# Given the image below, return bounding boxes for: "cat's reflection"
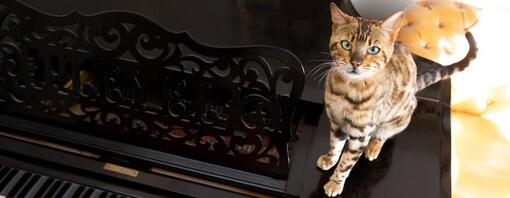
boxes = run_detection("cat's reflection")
[313,139,396,198]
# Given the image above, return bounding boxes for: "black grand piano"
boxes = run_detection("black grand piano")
[0,0,451,197]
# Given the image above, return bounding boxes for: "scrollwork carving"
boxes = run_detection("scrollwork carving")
[0,0,304,178]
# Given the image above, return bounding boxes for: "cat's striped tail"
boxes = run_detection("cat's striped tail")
[416,32,478,91]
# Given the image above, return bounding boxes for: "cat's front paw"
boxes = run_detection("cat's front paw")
[317,154,338,170]
[324,180,344,197]
[364,146,381,161]
[365,139,384,161]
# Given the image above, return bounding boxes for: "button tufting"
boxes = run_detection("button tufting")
[399,0,479,64]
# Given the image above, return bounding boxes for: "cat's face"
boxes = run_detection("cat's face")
[329,3,404,81]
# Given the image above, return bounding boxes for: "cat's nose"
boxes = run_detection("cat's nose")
[350,59,362,67]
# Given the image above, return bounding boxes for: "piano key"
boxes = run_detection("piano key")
[16,174,41,198]
[82,187,95,198]
[7,172,31,197]
[0,167,11,185]
[0,169,22,194]
[33,178,55,197]
[43,180,62,198]
[72,186,86,198]
[98,191,109,198]
[0,168,17,189]
[54,182,71,198]
[24,175,48,198]
[0,165,132,198]
[61,183,79,198]
[90,189,103,198]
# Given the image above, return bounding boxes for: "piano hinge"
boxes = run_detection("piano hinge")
[103,163,139,177]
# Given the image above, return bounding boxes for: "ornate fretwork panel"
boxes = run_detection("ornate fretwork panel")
[0,0,305,177]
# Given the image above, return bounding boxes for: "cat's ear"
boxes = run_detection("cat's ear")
[381,11,405,41]
[330,2,351,25]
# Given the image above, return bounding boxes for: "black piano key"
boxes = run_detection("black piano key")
[0,165,131,198]
[107,194,118,198]
[24,176,48,198]
[0,166,7,179]
[33,178,54,197]
[16,174,41,198]
[82,188,94,198]
[0,167,11,186]
[54,182,71,198]
[72,186,86,198]
[7,172,31,197]
[61,184,79,198]
[43,180,62,198]
[0,169,19,191]
[90,190,103,198]
[98,191,109,198]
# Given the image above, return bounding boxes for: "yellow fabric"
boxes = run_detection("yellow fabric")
[452,111,510,198]
[398,0,480,65]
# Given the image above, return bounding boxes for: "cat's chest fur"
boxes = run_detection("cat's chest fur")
[324,44,418,136]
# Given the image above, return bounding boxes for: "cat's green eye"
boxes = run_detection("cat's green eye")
[340,40,352,50]
[367,46,380,55]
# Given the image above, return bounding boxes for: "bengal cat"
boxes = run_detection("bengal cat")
[317,3,477,197]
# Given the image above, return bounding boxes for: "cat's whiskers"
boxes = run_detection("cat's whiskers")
[318,70,331,86]
[308,52,332,62]
[325,68,339,85]
[308,63,331,78]
[315,66,339,87]
[320,52,332,57]
[315,69,331,81]
[334,62,352,72]
[308,61,334,79]
[309,59,334,62]
[363,67,377,72]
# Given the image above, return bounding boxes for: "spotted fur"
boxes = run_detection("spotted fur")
[416,32,477,90]
[318,3,477,197]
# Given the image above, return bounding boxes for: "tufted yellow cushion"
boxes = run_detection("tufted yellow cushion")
[397,0,480,65]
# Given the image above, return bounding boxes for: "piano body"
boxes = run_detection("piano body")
[0,0,452,197]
